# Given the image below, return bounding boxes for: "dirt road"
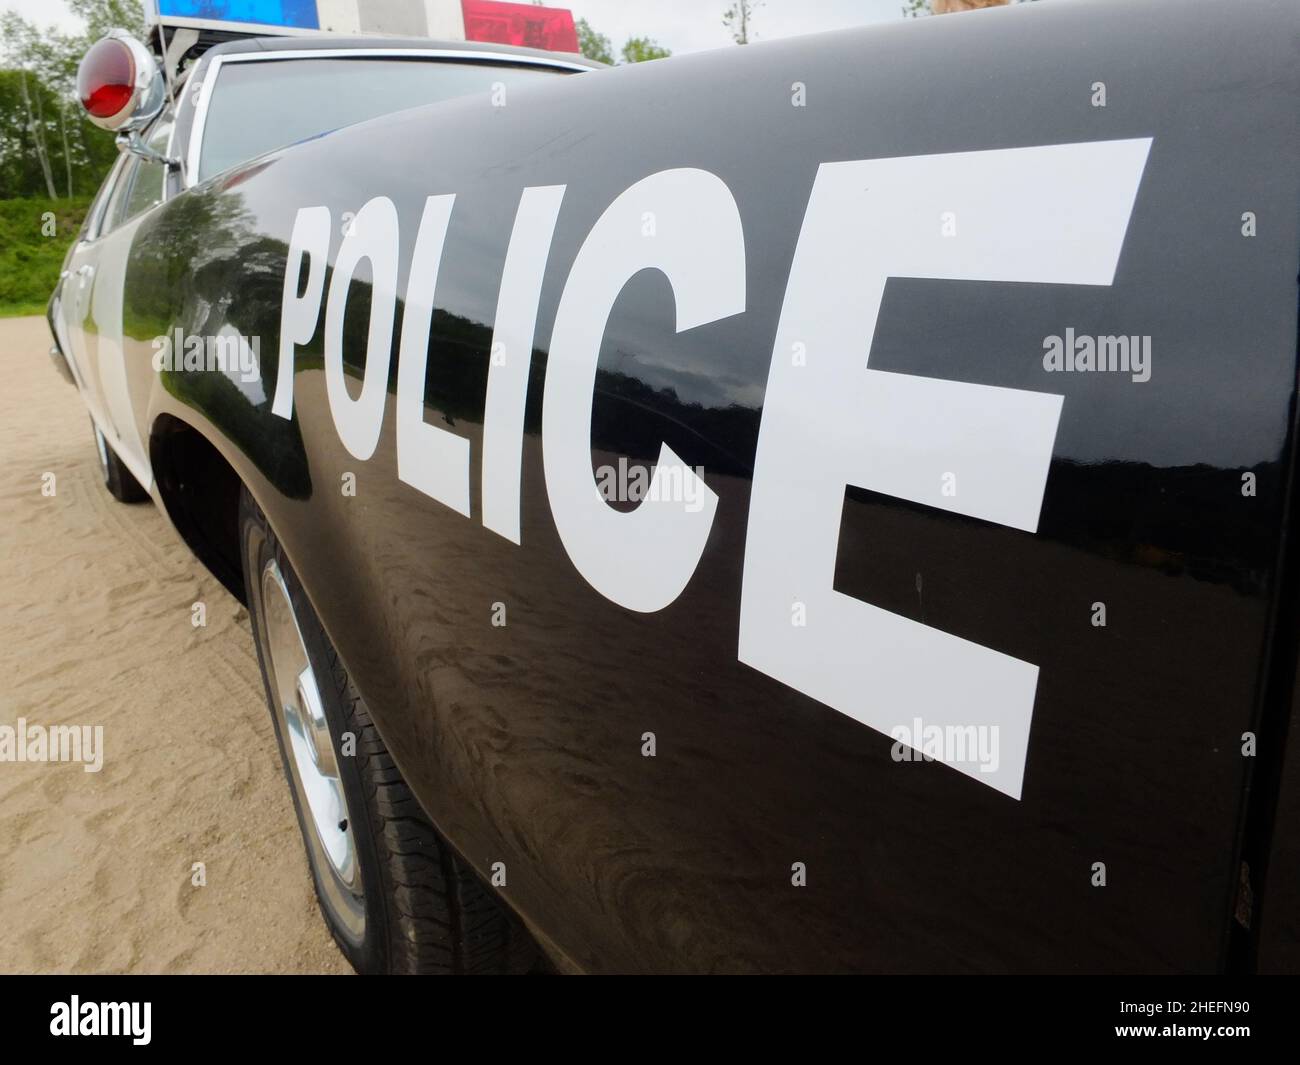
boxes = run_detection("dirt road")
[0,315,348,973]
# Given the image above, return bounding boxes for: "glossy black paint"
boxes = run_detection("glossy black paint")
[113,0,1300,971]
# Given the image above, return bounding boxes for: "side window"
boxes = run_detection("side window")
[100,117,175,234]
[101,157,140,234]
[122,117,175,222]
[83,155,126,241]
[123,119,174,222]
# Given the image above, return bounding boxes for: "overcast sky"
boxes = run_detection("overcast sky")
[567,0,903,54]
[1,0,907,53]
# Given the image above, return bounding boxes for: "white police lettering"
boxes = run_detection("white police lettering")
[396,194,468,514]
[271,204,329,419]
[482,185,567,542]
[740,139,1152,798]
[542,169,738,612]
[273,142,1151,796]
[325,195,400,461]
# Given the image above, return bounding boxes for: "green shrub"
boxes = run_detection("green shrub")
[0,195,93,316]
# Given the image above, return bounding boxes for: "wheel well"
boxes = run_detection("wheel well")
[150,415,246,605]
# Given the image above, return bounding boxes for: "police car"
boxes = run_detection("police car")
[46,0,1300,974]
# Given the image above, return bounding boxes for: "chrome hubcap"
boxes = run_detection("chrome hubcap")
[259,558,364,939]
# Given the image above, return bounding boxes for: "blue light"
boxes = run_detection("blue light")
[157,0,321,31]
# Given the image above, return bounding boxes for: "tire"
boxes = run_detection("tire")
[91,419,148,503]
[239,486,537,974]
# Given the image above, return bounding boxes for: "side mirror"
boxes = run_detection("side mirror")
[76,30,180,169]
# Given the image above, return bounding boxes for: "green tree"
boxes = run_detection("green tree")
[577,17,671,66]
[0,64,117,200]
[0,70,60,199]
[66,0,148,43]
[575,17,614,64]
[620,37,672,63]
[723,1,761,44]
[0,0,148,199]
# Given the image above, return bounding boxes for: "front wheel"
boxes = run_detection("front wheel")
[239,487,537,974]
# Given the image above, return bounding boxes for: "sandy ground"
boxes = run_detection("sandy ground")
[0,316,348,974]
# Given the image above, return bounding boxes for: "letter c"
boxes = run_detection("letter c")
[542,169,744,612]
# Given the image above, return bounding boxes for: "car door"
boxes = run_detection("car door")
[61,155,128,433]
[82,116,176,490]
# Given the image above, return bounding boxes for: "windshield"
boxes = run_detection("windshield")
[196,56,572,182]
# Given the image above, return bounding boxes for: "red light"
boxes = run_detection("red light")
[461,0,580,54]
[77,37,135,119]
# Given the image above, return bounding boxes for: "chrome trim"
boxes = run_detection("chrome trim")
[185,47,591,187]
[86,407,154,494]
[49,344,75,386]
[115,126,182,169]
[164,105,184,186]
[84,153,129,241]
[93,424,109,477]
[183,53,219,185]
[49,297,84,390]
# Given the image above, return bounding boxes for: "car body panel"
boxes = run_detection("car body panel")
[92,218,154,483]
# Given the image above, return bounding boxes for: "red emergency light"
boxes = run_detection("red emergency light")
[77,35,136,122]
[460,0,580,54]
